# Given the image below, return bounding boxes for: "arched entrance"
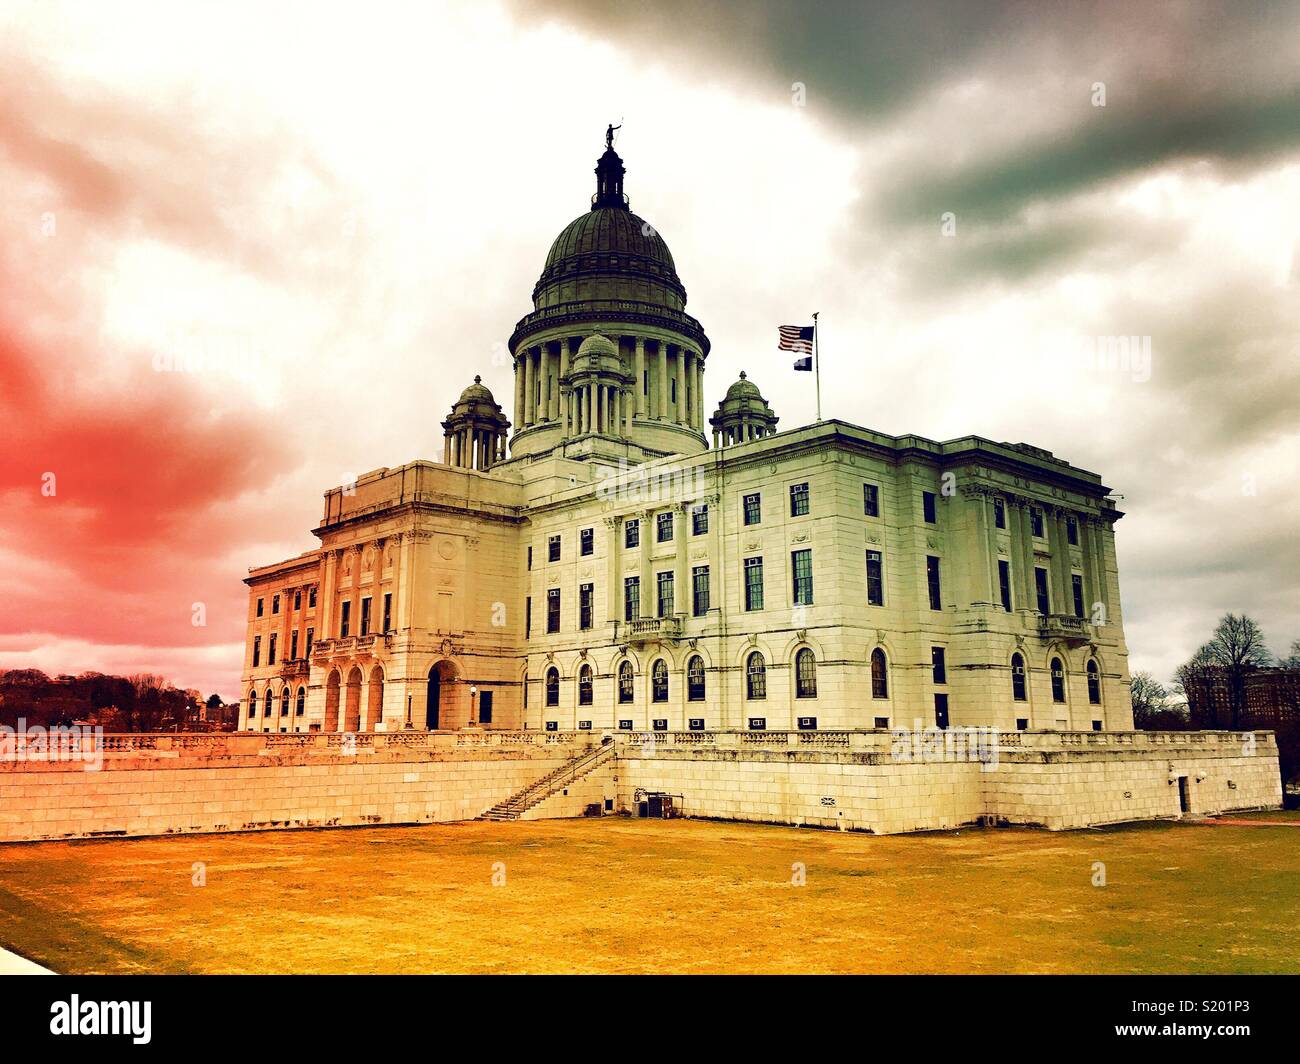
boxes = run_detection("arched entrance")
[344,667,362,731]
[324,670,341,731]
[426,660,458,730]
[365,666,384,731]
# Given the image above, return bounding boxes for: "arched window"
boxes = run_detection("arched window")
[578,664,593,706]
[746,652,766,700]
[545,667,559,707]
[1050,657,1066,703]
[264,689,274,717]
[296,687,306,715]
[795,648,817,699]
[1011,653,1027,701]
[618,661,634,704]
[1087,659,1101,705]
[281,687,291,716]
[651,659,668,703]
[687,655,705,701]
[248,689,258,729]
[870,648,888,699]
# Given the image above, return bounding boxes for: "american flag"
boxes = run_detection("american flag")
[778,324,814,355]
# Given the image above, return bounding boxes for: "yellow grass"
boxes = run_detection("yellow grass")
[1,812,1297,974]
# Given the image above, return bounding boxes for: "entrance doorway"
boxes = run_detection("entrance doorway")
[427,668,440,730]
[1177,776,1191,814]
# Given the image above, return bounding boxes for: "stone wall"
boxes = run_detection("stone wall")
[613,729,1282,834]
[0,728,1282,844]
[0,731,592,844]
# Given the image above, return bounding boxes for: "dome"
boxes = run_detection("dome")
[711,371,778,446]
[725,371,763,401]
[533,208,686,308]
[457,375,495,404]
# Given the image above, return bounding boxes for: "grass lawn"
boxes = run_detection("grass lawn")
[0,811,1297,974]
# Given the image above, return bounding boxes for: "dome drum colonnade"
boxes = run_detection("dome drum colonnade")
[512,333,706,438]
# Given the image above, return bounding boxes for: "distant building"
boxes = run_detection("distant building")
[1186,666,1300,729]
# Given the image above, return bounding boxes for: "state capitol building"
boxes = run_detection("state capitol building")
[241,136,1132,739]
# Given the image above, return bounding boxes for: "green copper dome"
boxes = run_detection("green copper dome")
[533,207,686,308]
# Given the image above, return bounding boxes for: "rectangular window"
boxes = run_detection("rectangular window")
[1035,566,1050,616]
[791,548,813,606]
[479,690,493,725]
[926,556,942,611]
[743,492,761,526]
[360,597,372,637]
[625,520,640,549]
[931,646,947,685]
[548,535,561,563]
[922,491,937,524]
[1072,573,1085,619]
[657,571,674,618]
[994,497,1006,529]
[294,590,302,611]
[268,633,277,665]
[744,556,764,611]
[525,597,532,639]
[1030,506,1045,538]
[527,546,533,570]
[790,482,810,517]
[382,593,392,633]
[305,628,313,658]
[866,550,884,606]
[624,576,640,621]
[934,693,950,730]
[643,369,649,395]
[579,583,593,630]
[547,588,561,633]
[863,483,879,517]
[580,527,594,556]
[272,594,280,615]
[998,559,1012,612]
[252,636,261,668]
[692,565,710,616]
[657,511,674,543]
[256,598,264,618]
[309,587,317,608]
[339,600,351,638]
[692,505,709,535]
[1067,516,1079,545]
[290,630,299,660]
[671,378,677,403]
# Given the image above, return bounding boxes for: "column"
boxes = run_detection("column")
[657,342,668,419]
[443,433,450,465]
[674,506,687,616]
[677,351,690,425]
[1051,511,1071,615]
[514,355,525,431]
[695,360,705,430]
[585,385,594,436]
[522,350,534,426]
[634,338,646,416]
[607,517,621,624]
[319,549,338,646]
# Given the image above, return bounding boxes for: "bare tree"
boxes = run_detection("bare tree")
[1130,671,1168,714]
[1281,640,1300,671]
[1194,613,1273,729]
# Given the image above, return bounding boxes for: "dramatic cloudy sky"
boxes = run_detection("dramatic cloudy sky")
[1,0,1296,698]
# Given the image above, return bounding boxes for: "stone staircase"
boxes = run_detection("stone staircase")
[479,741,616,821]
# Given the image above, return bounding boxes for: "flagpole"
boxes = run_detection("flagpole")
[812,311,821,422]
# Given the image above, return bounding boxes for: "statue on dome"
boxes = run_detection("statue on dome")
[605,123,621,150]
